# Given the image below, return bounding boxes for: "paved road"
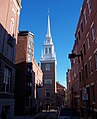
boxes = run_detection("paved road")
[34,112,57,119]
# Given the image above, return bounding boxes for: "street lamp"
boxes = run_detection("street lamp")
[68,53,88,119]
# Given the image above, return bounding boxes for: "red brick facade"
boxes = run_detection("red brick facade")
[0,0,21,118]
[15,31,34,115]
[15,31,43,115]
[56,82,65,108]
[68,0,97,118]
[41,62,56,109]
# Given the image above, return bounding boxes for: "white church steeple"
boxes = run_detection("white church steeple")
[45,9,53,45]
[46,9,51,38]
[40,10,56,63]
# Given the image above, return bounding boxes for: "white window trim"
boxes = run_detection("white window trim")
[3,67,11,92]
[44,79,52,85]
[84,9,87,25]
[87,0,92,15]
[45,64,50,70]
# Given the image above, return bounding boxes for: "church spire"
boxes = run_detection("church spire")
[40,9,56,62]
[47,9,51,37]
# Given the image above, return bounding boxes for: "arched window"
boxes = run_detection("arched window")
[10,17,14,35]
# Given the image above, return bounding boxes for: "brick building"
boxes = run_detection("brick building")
[66,69,75,108]
[56,81,65,108]
[15,31,34,115]
[15,31,43,115]
[32,59,43,112]
[69,0,97,118]
[40,12,57,110]
[0,0,21,118]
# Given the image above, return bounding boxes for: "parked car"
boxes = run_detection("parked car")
[58,108,80,119]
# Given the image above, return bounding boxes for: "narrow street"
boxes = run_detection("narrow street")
[34,112,57,119]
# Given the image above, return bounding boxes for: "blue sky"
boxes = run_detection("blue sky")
[19,0,83,87]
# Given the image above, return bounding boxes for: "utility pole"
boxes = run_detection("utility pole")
[68,53,88,119]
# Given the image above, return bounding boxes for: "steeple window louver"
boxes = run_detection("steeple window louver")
[45,48,48,54]
[49,47,51,54]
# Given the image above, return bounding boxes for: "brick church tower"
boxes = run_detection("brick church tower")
[40,11,57,109]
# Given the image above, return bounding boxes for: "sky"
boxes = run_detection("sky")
[19,0,84,87]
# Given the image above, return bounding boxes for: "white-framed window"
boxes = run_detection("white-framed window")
[91,24,96,41]
[44,79,52,85]
[10,17,14,35]
[28,44,31,49]
[45,64,50,70]
[87,0,92,15]
[84,9,87,25]
[28,54,32,62]
[3,67,11,92]
[87,36,90,49]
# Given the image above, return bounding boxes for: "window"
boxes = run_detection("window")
[87,0,92,15]
[49,47,51,54]
[76,37,78,45]
[44,79,52,85]
[7,34,15,47]
[79,72,81,82]
[85,64,88,78]
[87,87,90,103]
[87,36,90,49]
[80,90,82,102]
[78,31,80,40]
[45,89,50,97]
[47,40,49,44]
[84,9,87,25]
[91,24,96,41]
[89,60,93,74]
[28,54,32,62]
[45,48,48,54]
[28,42,31,48]
[81,68,84,81]
[10,17,14,35]
[45,64,50,70]
[83,43,86,55]
[80,50,83,60]
[91,85,95,102]
[36,70,38,76]
[28,68,32,73]
[81,22,84,32]
[3,67,11,92]
[94,52,97,69]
